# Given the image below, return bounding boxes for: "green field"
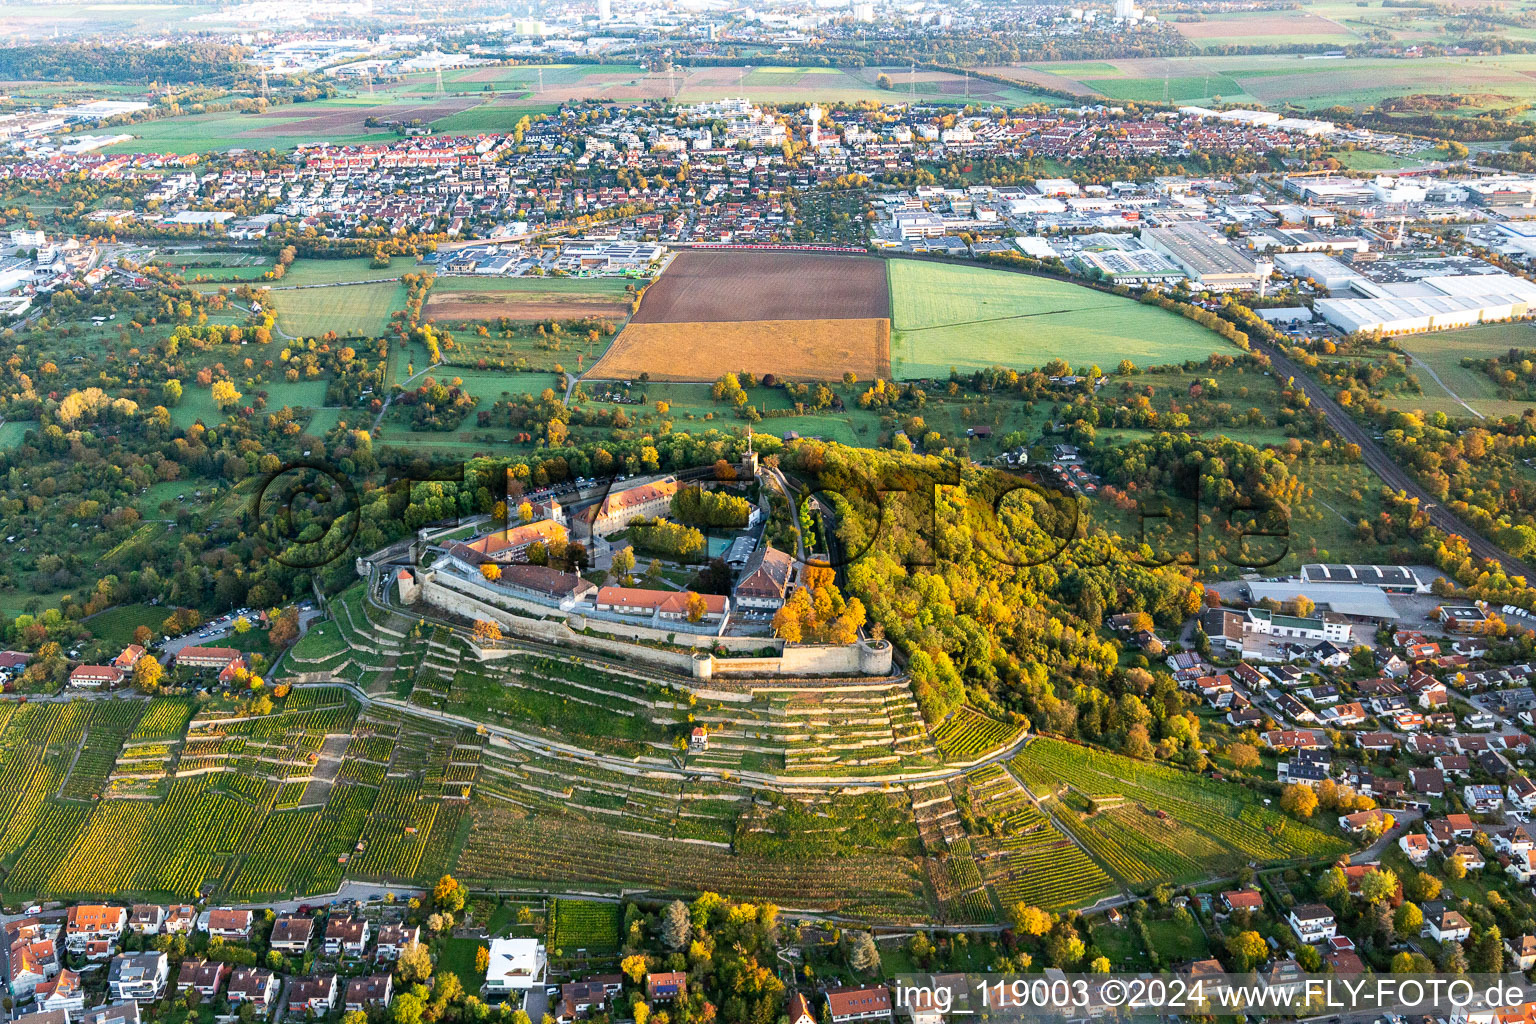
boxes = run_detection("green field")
[83,603,166,650]
[1390,323,1536,420]
[268,281,406,339]
[0,421,35,449]
[280,257,414,287]
[887,261,1231,378]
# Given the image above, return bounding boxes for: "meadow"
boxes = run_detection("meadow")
[0,420,34,449]
[268,281,406,339]
[887,261,1230,378]
[1391,322,1536,420]
[280,257,414,287]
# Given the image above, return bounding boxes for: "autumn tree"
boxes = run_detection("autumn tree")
[398,941,433,983]
[1280,783,1318,818]
[134,655,163,693]
[211,379,242,410]
[434,874,466,913]
[471,620,502,644]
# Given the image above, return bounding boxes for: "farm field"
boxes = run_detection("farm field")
[633,250,889,324]
[587,318,890,383]
[587,250,892,382]
[983,53,1536,111]
[425,276,636,323]
[887,261,1229,378]
[267,281,406,339]
[1171,11,1360,48]
[1390,323,1536,420]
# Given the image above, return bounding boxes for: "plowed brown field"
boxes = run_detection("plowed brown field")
[632,250,889,323]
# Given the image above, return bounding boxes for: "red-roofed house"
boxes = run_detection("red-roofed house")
[69,665,124,689]
[825,986,892,1024]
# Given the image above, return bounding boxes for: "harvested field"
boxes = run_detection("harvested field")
[425,289,633,322]
[586,318,890,382]
[632,250,889,324]
[1172,11,1353,42]
[247,98,481,137]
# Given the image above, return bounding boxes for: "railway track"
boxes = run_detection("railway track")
[1256,341,1535,581]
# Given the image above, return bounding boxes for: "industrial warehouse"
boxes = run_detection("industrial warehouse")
[1310,255,1536,335]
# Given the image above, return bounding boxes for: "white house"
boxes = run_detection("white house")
[1287,904,1337,944]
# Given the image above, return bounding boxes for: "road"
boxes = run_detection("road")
[1257,342,1534,579]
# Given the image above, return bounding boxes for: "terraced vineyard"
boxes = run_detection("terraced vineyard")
[1014,739,1349,888]
[931,706,1023,762]
[0,692,475,902]
[959,761,1115,912]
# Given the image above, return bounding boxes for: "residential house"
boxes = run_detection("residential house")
[68,665,124,688]
[227,968,280,1017]
[15,1011,68,1024]
[80,1005,138,1024]
[269,915,314,955]
[165,907,197,935]
[34,969,84,1018]
[1410,769,1446,798]
[484,938,545,997]
[1423,905,1473,943]
[647,972,687,1002]
[203,909,254,942]
[176,959,229,999]
[1288,904,1337,944]
[559,981,617,1024]
[286,975,339,1017]
[344,976,393,1012]
[1340,809,1391,835]
[1449,844,1486,871]
[787,994,817,1024]
[1465,784,1505,812]
[1509,774,1536,810]
[9,939,58,1001]
[1508,936,1536,972]
[66,906,126,953]
[127,907,164,937]
[1221,889,1264,913]
[375,924,419,962]
[323,916,369,957]
[107,953,169,1003]
[1399,834,1431,865]
[825,987,894,1024]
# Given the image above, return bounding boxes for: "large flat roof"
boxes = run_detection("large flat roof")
[1246,581,1400,620]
